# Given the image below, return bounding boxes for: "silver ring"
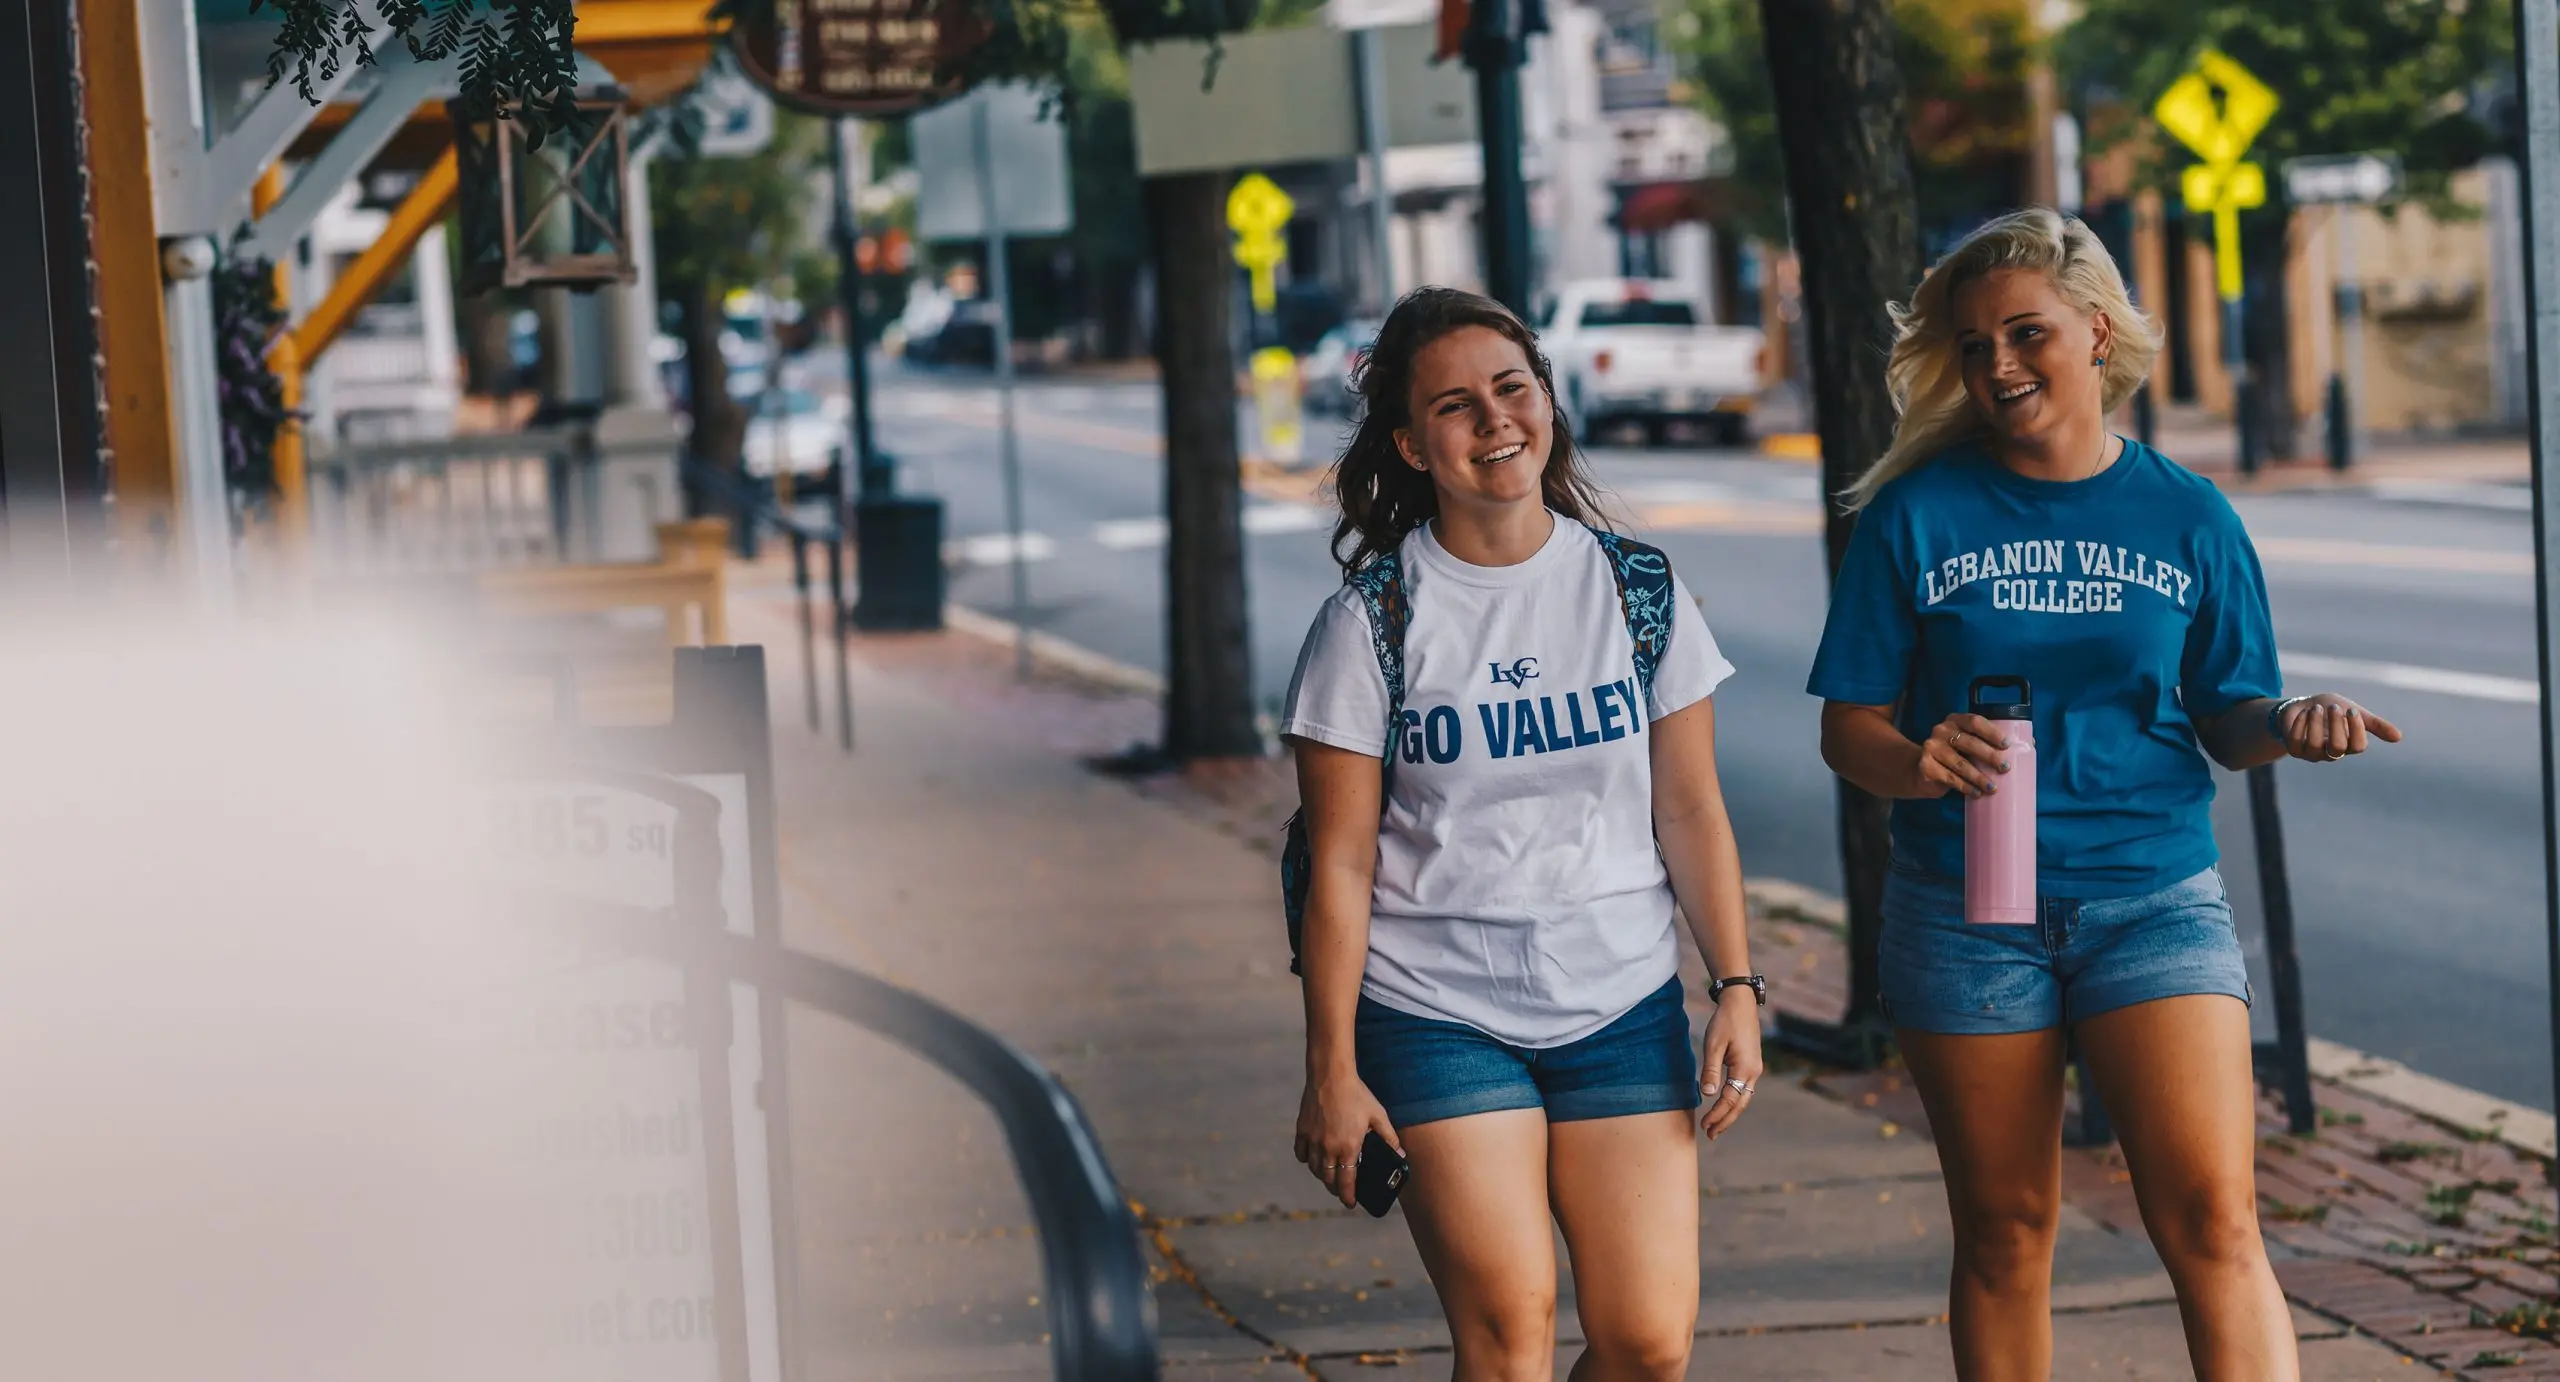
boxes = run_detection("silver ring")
[1323,1161,1339,1172]
[1726,1078,1754,1095]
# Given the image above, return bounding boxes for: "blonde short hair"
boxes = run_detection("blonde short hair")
[1843,207,2163,510]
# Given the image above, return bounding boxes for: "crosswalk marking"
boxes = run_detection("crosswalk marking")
[1092,517,1166,550]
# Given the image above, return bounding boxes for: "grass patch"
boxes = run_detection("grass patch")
[2377,1140,2454,1164]
[2263,1199,2330,1224]
[2490,1301,2560,1342]
[2429,1183,2479,1227]
[2320,1108,2367,1128]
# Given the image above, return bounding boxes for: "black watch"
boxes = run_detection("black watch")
[1710,974,1767,1006]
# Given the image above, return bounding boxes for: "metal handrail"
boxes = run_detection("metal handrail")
[567,906,1162,1382]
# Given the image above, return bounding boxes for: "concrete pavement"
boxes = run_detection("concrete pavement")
[714,565,2437,1380]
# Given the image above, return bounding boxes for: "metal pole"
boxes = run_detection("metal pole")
[829,119,887,503]
[2247,764,2317,1136]
[1463,0,1533,318]
[791,530,818,733]
[2509,0,2560,1162]
[2340,208,2366,471]
[1355,27,1398,312]
[972,94,1032,681]
[826,527,854,753]
[2225,296,2257,476]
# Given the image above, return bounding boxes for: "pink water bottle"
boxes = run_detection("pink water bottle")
[1963,676,2037,926]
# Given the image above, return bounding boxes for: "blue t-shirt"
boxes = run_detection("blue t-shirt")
[1806,439,2281,897]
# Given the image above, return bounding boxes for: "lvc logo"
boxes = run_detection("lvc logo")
[1488,657,1540,690]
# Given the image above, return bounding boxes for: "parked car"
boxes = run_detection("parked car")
[1301,318,1381,416]
[904,299,1002,368]
[1540,279,1764,447]
[738,387,848,485]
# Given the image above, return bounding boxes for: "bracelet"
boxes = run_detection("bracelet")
[1710,975,1767,1006]
[2266,696,2308,741]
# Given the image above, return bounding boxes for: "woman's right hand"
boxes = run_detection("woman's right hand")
[1911,713,2014,799]
[1295,1070,1402,1208]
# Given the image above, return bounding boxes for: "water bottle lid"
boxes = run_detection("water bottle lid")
[1968,675,2032,720]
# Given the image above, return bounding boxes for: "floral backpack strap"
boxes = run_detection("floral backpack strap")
[1346,550,1411,752]
[1279,551,1409,977]
[1589,528,1676,700]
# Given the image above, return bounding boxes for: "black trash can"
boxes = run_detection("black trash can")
[852,496,947,631]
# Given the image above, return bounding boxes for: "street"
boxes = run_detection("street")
[853,363,2552,1111]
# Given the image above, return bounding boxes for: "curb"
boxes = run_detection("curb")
[940,604,1168,697]
[2306,1037,2558,1160]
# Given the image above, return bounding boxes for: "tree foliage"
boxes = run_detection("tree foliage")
[1679,0,2035,243]
[2056,0,2513,213]
[259,0,585,139]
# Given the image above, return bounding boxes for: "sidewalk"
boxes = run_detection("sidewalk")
[713,563,2484,1379]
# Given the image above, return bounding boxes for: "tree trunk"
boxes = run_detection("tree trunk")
[2244,214,2299,461]
[456,290,518,398]
[679,277,746,489]
[1146,171,1260,761]
[1760,0,1922,1062]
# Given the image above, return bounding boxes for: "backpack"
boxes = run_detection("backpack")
[1277,526,1678,975]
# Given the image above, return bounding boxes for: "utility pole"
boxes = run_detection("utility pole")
[828,119,891,502]
[1461,0,1536,317]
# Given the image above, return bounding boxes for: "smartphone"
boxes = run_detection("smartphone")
[1354,1130,1409,1217]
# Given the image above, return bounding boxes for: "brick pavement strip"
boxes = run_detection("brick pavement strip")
[728,584,2462,1378]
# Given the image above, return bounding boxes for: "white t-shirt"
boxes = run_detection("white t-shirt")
[1280,514,1735,1048]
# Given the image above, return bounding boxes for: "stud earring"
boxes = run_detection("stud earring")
[2093,355,2107,367]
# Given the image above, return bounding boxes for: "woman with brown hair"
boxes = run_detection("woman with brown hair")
[1281,286,1763,1382]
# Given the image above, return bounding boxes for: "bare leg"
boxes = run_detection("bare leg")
[1398,1109,1559,1382]
[1898,1027,2069,1382]
[1548,1110,1700,1382]
[2077,995,2297,1382]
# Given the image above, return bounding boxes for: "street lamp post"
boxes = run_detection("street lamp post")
[2511,0,2560,1147]
[1461,0,1536,318]
[827,119,891,502]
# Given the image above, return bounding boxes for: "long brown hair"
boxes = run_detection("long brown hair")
[1327,287,1613,574]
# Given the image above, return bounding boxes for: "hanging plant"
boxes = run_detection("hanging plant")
[211,245,295,503]
[257,0,584,143]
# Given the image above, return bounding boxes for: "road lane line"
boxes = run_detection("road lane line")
[2255,535,2534,575]
[947,532,1057,567]
[2280,651,2539,704]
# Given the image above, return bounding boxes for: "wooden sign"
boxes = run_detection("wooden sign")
[728,0,985,118]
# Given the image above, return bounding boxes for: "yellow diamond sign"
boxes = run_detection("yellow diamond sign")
[2154,49,2279,167]
[2154,49,2279,302]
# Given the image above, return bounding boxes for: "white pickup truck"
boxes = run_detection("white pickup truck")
[1539,279,1765,447]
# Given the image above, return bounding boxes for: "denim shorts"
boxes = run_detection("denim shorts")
[1879,861,2253,1036]
[1353,976,1702,1129]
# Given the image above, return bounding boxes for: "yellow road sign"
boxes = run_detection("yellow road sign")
[1228,173,1295,314]
[2153,49,2278,302]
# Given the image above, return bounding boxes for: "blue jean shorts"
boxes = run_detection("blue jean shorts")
[1353,976,1702,1129]
[1879,861,2253,1036]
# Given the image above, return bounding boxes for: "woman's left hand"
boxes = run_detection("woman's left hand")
[2279,692,2403,763]
[1699,989,1765,1142]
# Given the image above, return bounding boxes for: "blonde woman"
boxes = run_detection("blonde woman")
[1806,208,2402,1380]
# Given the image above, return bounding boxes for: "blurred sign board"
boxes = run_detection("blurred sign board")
[729,0,984,117]
[1129,23,1470,176]
[911,84,1073,241]
[477,649,796,1382]
[1326,0,1437,27]
[692,68,777,157]
[2284,152,2402,206]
